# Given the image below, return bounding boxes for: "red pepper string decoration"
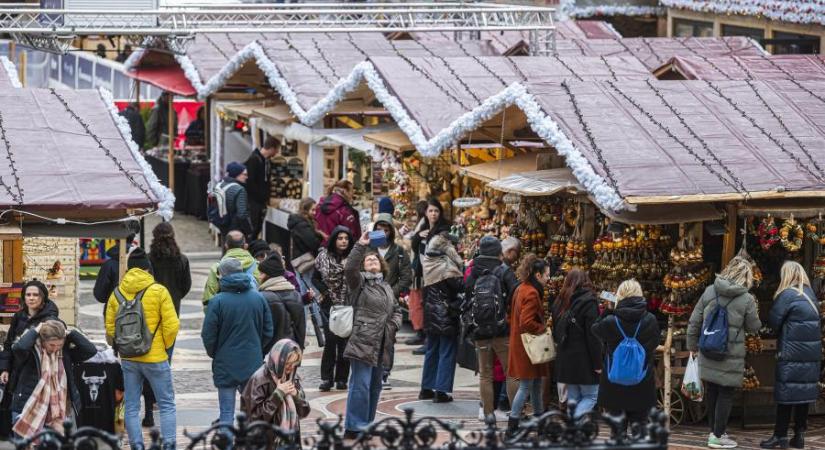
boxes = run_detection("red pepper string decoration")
[757,216,779,250]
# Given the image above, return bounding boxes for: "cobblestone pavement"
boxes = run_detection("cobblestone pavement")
[70,214,824,449]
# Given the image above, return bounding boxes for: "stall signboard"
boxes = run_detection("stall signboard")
[61,53,76,89]
[0,283,23,314]
[94,63,112,91]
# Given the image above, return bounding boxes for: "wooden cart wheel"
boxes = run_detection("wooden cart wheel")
[657,387,685,425]
[685,398,707,424]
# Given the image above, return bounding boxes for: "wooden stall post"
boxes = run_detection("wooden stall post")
[118,238,128,282]
[662,316,674,430]
[2,240,23,283]
[167,93,175,193]
[721,203,738,267]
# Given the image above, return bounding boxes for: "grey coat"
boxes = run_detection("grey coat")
[343,243,402,368]
[687,277,761,388]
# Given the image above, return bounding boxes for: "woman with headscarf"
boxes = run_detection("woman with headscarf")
[241,339,310,443]
[10,320,96,438]
[312,225,354,392]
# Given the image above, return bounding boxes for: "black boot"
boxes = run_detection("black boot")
[319,380,333,392]
[760,436,789,449]
[789,432,805,449]
[505,417,520,438]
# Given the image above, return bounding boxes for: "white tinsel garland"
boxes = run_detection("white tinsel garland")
[559,0,664,19]
[122,48,147,71]
[661,0,825,26]
[0,56,22,88]
[98,88,176,221]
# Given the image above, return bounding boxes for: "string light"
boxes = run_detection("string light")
[386,40,473,111]
[280,38,336,87]
[704,80,825,184]
[311,37,342,81]
[505,56,530,82]
[600,55,619,81]
[560,80,620,192]
[49,89,155,202]
[394,39,482,106]
[0,110,22,205]
[554,55,584,81]
[203,33,231,60]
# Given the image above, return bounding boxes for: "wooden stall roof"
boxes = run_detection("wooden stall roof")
[458,152,550,183]
[653,54,825,81]
[363,130,415,153]
[737,199,825,219]
[602,202,725,225]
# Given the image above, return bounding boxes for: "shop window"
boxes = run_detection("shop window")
[721,24,764,41]
[672,18,714,38]
[766,31,820,55]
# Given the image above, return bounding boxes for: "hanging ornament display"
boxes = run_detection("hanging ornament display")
[757,216,779,250]
[661,235,711,316]
[779,215,804,253]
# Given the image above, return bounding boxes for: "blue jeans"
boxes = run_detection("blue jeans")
[510,379,543,419]
[218,383,246,425]
[567,384,599,419]
[122,360,176,449]
[345,359,383,432]
[421,334,457,393]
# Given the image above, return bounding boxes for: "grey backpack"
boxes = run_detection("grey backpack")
[113,286,158,357]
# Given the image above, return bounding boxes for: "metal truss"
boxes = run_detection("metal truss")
[0,2,555,55]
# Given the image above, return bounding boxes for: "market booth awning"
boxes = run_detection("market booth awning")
[487,169,582,197]
[458,153,551,183]
[126,66,197,97]
[0,87,170,220]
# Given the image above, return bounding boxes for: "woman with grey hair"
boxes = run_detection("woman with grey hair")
[687,257,761,449]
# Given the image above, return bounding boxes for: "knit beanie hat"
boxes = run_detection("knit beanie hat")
[218,258,243,277]
[127,248,154,274]
[226,161,246,178]
[479,236,503,257]
[259,252,286,278]
[377,197,395,215]
[248,240,271,259]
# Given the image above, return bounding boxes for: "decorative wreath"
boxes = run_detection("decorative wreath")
[757,217,779,250]
[563,205,578,228]
[779,218,804,253]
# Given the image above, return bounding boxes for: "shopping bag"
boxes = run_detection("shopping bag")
[520,329,556,364]
[681,354,703,402]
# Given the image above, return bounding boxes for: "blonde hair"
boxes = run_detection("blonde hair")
[718,256,754,290]
[616,279,643,302]
[39,320,66,341]
[774,260,810,298]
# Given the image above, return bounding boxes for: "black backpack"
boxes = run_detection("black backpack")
[468,265,507,340]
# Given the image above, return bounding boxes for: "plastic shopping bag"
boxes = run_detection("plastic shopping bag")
[681,354,703,402]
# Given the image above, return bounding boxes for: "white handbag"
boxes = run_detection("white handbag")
[328,305,354,338]
[520,329,556,364]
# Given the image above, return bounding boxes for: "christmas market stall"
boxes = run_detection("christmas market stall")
[0,84,172,333]
[652,54,825,81]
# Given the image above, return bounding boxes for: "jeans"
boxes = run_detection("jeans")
[705,382,734,438]
[774,403,809,438]
[218,383,247,425]
[421,334,457,393]
[345,359,383,432]
[122,360,176,449]
[510,379,544,419]
[476,337,517,415]
[566,384,599,419]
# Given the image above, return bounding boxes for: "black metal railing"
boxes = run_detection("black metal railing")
[13,405,669,450]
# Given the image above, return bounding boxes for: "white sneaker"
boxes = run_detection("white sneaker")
[494,410,509,422]
[478,407,485,421]
[708,433,737,449]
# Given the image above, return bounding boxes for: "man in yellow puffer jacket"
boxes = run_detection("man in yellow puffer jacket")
[105,251,180,450]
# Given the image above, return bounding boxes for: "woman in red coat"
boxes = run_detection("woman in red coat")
[507,254,551,435]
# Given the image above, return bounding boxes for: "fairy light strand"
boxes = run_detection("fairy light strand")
[0,110,22,204]
[49,89,154,201]
[561,81,620,192]
[311,37,342,80]
[387,40,474,110]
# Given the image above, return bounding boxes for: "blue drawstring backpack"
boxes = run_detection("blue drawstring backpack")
[607,316,647,386]
[698,295,731,361]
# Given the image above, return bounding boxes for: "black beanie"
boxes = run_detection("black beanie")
[248,240,271,259]
[479,236,503,257]
[127,248,154,274]
[259,252,285,278]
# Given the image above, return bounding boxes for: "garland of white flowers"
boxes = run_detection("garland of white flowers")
[559,0,664,20]
[661,0,825,26]
[98,88,176,220]
[0,57,22,89]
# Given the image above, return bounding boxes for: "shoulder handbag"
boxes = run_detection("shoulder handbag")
[328,283,363,339]
[521,328,556,365]
[289,233,315,275]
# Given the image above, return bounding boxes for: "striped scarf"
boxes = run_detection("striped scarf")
[13,342,67,438]
[266,339,301,430]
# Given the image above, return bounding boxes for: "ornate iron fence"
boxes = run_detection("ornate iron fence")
[13,405,669,450]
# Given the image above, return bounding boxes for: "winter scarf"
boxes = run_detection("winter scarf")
[260,276,297,293]
[13,343,67,438]
[421,233,463,287]
[266,339,302,431]
[315,248,349,305]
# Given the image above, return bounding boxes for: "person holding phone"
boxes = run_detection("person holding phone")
[241,339,310,444]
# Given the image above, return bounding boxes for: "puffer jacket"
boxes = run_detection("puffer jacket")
[287,213,323,259]
[105,268,180,363]
[421,232,464,336]
[0,300,59,374]
[203,248,260,305]
[10,327,96,415]
[202,272,274,388]
[222,176,251,235]
[687,277,761,387]
[343,243,402,368]
[259,277,307,350]
[769,286,822,404]
[315,192,361,242]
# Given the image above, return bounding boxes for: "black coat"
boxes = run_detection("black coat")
[464,256,520,339]
[591,296,660,413]
[260,289,307,350]
[769,286,822,405]
[382,243,412,299]
[10,328,97,415]
[119,106,145,149]
[0,300,60,374]
[423,277,463,337]
[287,214,323,259]
[149,254,192,315]
[552,289,602,385]
[244,149,270,206]
[93,246,121,304]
